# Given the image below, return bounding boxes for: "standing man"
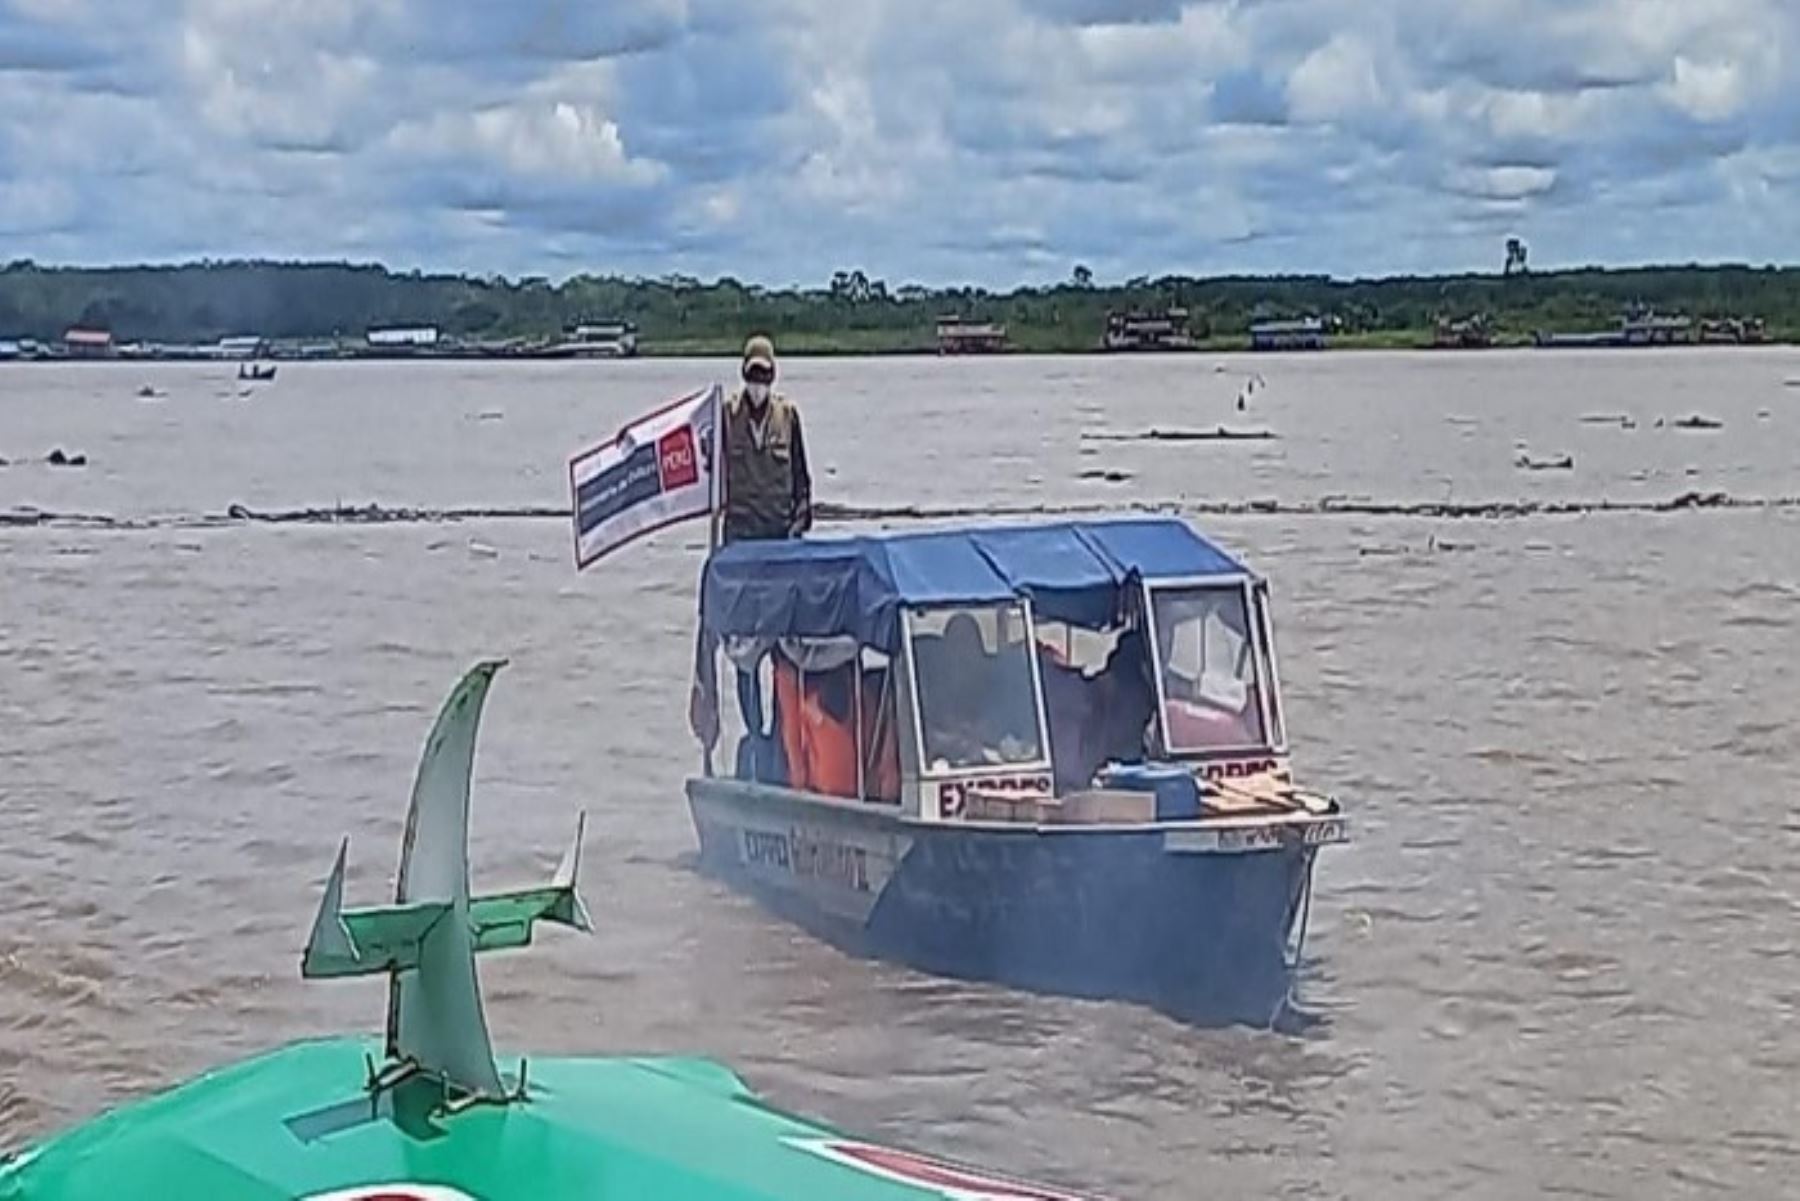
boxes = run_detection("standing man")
[691,334,815,770]
[719,334,812,544]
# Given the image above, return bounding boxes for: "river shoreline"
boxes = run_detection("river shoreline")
[2,333,1794,363]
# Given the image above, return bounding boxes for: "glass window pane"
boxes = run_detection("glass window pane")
[910,605,1046,771]
[1150,586,1268,752]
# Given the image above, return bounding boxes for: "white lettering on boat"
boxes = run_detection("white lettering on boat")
[1197,757,1282,781]
[739,827,870,892]
[789,826,870,891]
[936,773,1053,819]
[742,828,791,869]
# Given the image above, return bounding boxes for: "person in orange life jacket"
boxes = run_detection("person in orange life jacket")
[688,335,816,775]
[771,652,901,801]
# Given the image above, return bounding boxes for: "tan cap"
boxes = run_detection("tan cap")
[741,334,776,374]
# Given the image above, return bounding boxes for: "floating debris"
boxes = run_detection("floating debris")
[1445,415,1480,427]
[1516,452,1574,471]
[1758,409,1773,420]
[1580,414,1637,429]
[46,448,88,468]
[1234,372,1267,411]
[467,540,500,559]
[1079,468,1134,484]
[475,409,506,422]
[1671,415,1723,431]
[1359,535,1480,557]
[1086,427,1277,443]
[136,385,165,400]
[4,490,1793,533]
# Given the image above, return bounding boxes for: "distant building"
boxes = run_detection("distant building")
[0,339,20,360]
[216,334,268,359]
[1432,314,1493,349]
[1104,308,1194,351]
[366,325,441,348]
[1620,312,1692,345]
[1697,316,1765,345]
[62,327,114,357]
[563,319,638,358]
[1533,308,1697,348]
[1248,317,1325,351]
[936,315,1007,355]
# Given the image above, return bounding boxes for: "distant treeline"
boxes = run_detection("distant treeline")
[3,258,1798,351]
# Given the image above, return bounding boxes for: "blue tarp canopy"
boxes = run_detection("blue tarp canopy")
[700,517,1249,652]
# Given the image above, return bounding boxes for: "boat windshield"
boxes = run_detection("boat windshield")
[909,604,1047,772]
[1148,583,1270,754]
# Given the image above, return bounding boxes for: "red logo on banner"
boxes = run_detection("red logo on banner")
[657,426,699,490]
[791,1139,1101,1200]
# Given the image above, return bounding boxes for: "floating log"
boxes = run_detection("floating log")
[1084,427,1277,442]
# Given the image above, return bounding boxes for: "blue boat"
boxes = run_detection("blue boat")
[684,517,1348,1025]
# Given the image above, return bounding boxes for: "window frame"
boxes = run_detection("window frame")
[899,599,1056,782]
[1142,575,1285,759]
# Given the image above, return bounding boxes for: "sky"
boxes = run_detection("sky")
[1,0,1797,287]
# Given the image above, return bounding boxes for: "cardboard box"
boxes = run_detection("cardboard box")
[1049,789,1157,825]
[963,791,1057,824]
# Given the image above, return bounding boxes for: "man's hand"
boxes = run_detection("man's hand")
[689,681,720,749]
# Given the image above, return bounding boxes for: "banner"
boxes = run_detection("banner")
[569,383,721,570]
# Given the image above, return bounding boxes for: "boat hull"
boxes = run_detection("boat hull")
[686,778,1322,1025]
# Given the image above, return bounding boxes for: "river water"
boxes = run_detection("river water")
[2,351,1798,1200]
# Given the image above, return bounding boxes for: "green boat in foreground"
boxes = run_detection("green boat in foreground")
[0,660,1099,1201]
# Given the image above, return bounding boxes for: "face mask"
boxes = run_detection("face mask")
[745,381,771,406]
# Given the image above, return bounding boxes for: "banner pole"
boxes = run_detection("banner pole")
[699,381,724,776]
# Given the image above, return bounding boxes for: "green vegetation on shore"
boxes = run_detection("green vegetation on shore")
[3,258,1799,353]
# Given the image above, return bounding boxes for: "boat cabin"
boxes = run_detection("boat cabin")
[693,518,1308,827]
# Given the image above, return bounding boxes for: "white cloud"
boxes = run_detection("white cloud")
[1663,56,1747,123]
[1449,164,1558,201]
[1286,34,1387,124]
[396,102,666,184]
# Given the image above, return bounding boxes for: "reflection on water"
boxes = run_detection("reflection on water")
[2,352,1798,1199]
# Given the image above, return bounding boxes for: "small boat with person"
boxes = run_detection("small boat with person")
[685,516,1348,1025]
[238,361,277,382]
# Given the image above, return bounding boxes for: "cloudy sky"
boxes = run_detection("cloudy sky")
[1,0,1796,286]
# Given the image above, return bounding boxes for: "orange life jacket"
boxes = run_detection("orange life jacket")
[774,657,900,801]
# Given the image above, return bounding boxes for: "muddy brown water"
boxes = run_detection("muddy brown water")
[2,351,1798,1199]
